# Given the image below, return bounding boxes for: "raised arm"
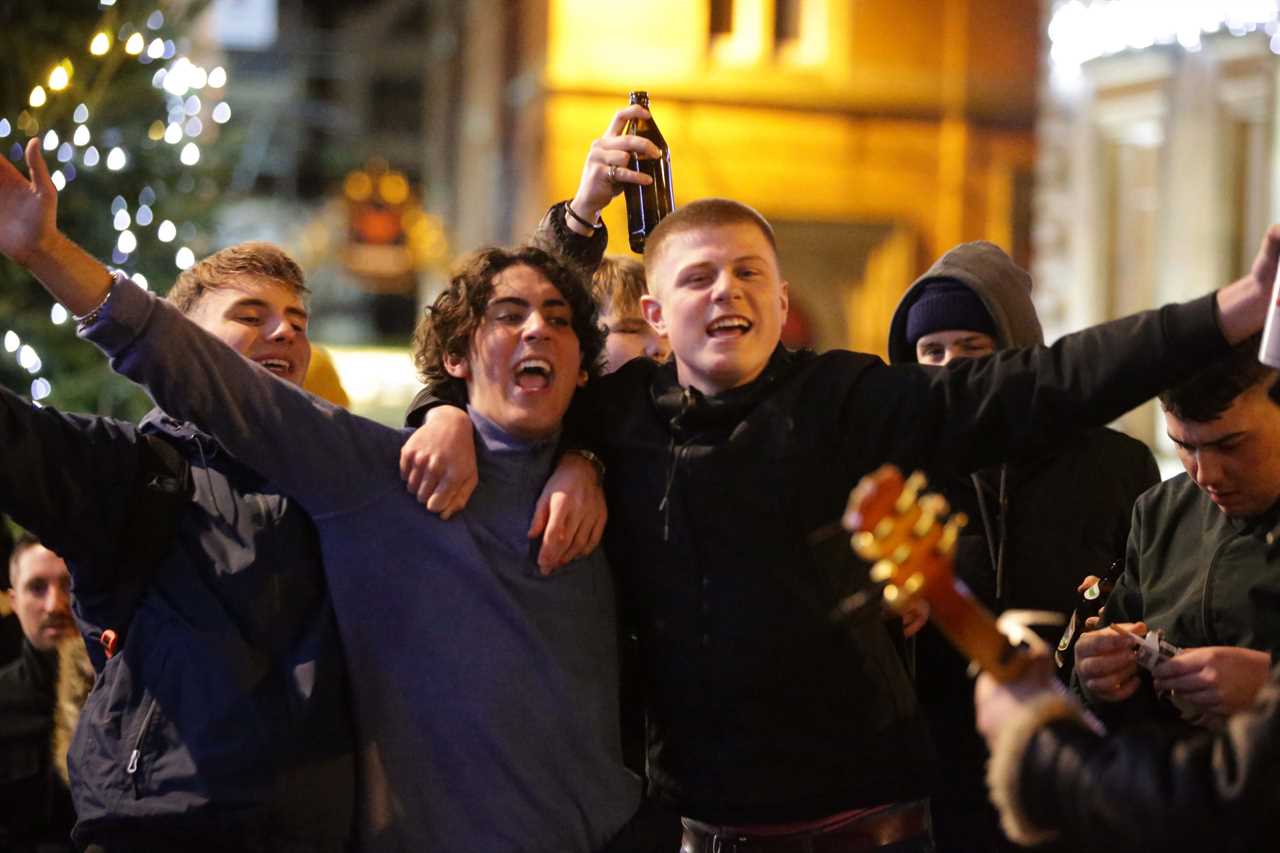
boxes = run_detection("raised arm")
[0,138,112,315]
[531,104,659,272]
[847,221,1280,482]
[79,280,402,516]
[0,139,401,516]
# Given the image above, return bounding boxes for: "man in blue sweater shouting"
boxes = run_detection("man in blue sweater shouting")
[0,138,640,852]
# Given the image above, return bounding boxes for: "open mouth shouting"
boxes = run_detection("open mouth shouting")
[256,357,294,378]
[707,315,753,339]
[513,356,554,392]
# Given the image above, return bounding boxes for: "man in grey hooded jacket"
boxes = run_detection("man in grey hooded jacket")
[885,241,1161,853]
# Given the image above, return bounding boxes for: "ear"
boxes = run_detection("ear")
[577,368,589,388]
[443,352,470,380]
[778,279,790,327]
[640,294,666,336]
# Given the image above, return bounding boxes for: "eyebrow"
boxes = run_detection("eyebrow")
[1167,430,1246,449]
[226,297,309,322]
[487,296,569,310]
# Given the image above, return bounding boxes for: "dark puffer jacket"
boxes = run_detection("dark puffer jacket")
[986,664,1280,852]
[887,242,1159,851]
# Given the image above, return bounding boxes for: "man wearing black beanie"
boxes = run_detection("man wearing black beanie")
[886,242,1161,853]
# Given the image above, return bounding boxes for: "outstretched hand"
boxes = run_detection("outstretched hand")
[0,137,59,267]
[565,105,659,235]
[1217,223,1280,344]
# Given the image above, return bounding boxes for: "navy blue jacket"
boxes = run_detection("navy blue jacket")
[0,385,355,850]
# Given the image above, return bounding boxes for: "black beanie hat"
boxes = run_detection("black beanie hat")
[905,280,997,346]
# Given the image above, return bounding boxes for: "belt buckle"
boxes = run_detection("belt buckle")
[711,835,739,853]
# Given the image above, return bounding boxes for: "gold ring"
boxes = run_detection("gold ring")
[608,164,618,183]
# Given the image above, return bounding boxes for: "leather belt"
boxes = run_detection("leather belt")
[680,801,931,853]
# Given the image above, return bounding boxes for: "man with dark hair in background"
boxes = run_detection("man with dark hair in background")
[1073,336,1280,731]
[0,534,76,852]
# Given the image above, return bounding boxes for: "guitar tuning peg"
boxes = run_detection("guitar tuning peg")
[903,573,924,595]
[894,471,928,514]
[852,531,880,560]
[883,583,901,605]
[912,503,938,538]
[870,559,896,583]
[937,512,969,555]
[891,544,912,565]
[874,518,895,540]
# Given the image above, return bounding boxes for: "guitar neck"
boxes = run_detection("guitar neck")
[928,578,1033,683]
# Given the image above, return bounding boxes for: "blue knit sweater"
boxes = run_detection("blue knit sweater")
[83,278,639,852]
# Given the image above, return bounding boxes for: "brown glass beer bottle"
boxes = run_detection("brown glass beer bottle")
[623,91,675,253]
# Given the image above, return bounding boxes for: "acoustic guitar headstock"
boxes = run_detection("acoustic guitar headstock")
[844,465,1034,683]
[844,465,967,613]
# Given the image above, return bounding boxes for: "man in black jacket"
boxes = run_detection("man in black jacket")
[0,534,76,852]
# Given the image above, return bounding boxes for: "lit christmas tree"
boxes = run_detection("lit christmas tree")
[0,0,234,417]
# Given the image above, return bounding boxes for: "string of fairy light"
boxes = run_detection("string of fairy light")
[2,1,231,403]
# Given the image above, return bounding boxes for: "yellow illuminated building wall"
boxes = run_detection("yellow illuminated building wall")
[533,0,1040,356]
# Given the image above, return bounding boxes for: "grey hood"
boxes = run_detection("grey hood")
[887,241,1043,364]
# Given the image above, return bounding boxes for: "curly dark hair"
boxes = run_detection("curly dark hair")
[412,245,605,400]
[1159,333,1276,423]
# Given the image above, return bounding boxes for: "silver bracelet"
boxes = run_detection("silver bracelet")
[565,448,606,483]
[72,279,115,327]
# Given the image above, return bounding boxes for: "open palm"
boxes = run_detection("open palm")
[0,138,57,266]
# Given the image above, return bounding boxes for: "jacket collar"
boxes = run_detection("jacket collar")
[650,344,805,436]
[140,408,217,451]
[138,408,266,488]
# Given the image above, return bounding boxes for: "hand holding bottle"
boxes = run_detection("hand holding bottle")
[565,105,659,237]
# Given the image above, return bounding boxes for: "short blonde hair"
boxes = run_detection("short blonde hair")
[167,241,308,315]
[642,198,777,286]
[591,255,647,318]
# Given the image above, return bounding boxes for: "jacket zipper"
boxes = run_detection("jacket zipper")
[126,697,159,788]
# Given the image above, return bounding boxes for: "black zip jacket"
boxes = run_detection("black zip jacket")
[0,385,355,850]
[0,639,74,851]
[409,291,1228,823]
